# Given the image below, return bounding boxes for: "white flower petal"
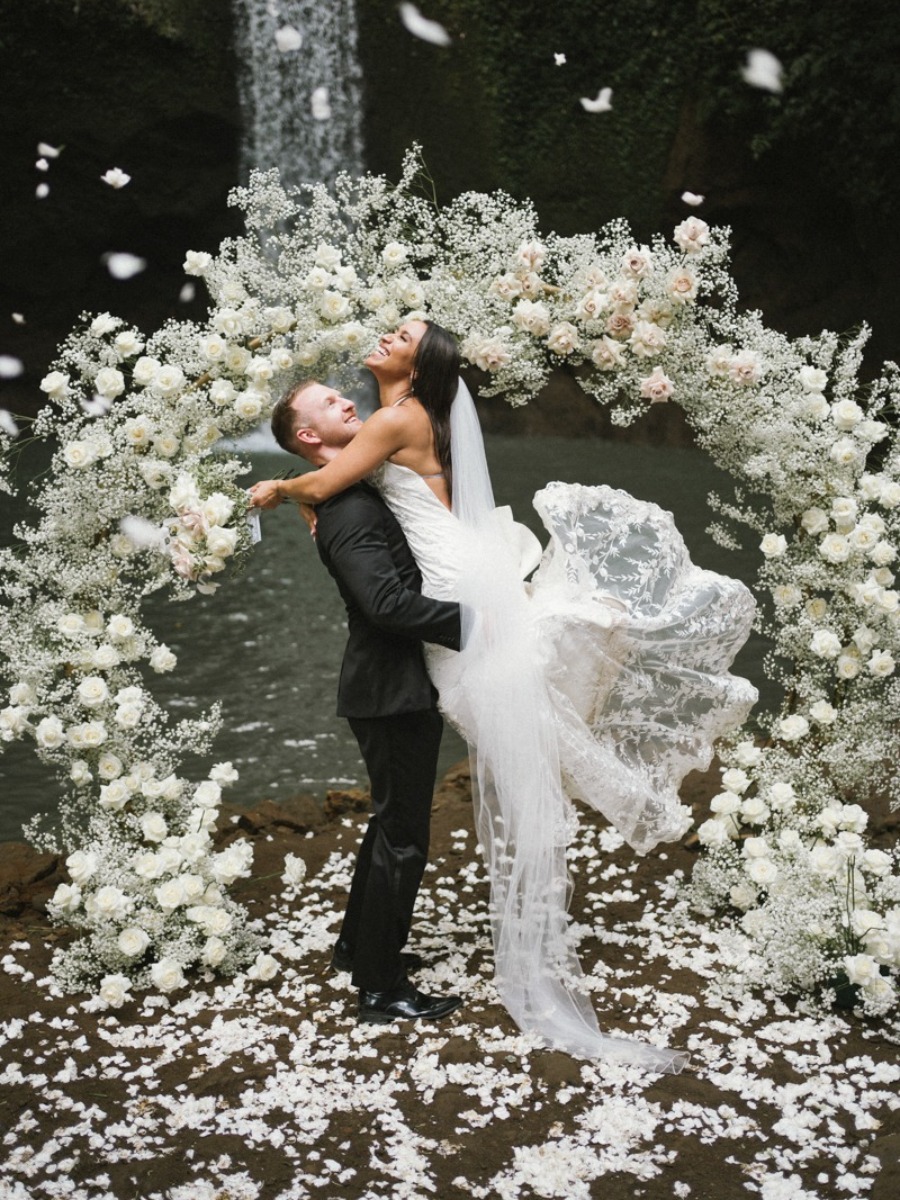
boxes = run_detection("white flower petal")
[580,87,613,113]
[741,48,783,93]
[399,3,451,46]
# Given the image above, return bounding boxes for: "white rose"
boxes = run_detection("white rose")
[202,937,227,967]
[729,882,758,910]
[153,365,185,398]
[831,399,864,431]
[381,241,409,268]
[810,629,841,658]
[607,279,638,307]
[67,721,107,749]
[696,817,733,847]
[801,507,829,535]
[628,321,667,358]
[799,365,828,393]
[206,526,239,558]
[800,393,829,421]
[772,584,802,607]
[590,336,626,371]
[831,496,858,527]
[639,367,675,403]
[778,829,803,855]
[40,370,70,399]
[806,597,828,620]
[673,216,710,254]
[836,652,861,680]
[861,849,892,877]
[512,299,551,336]
[117,926,151,957]
[869,540,896,567]
[201,334,227,361]
[50,882,82,913]
[133,852,163,880]
[321,290,351,321]
[96,754,123,783]
[728,350,763,387]
[155,878,188,910]
[264,305,294,333]
[63,441,97,470]
[113,330,143,359]
[818,533,851,564]
[830,437,861,466]
[184,250,212,276]
[141,812,168,843]
[150,958,186,993]
[733,741,763,769]
[809,844,843,878]
[234,390,263,422]
[249,953,279,982]
[857,419,889,443]
[844,953,880,987]
[0,706,28,740]
[547,323,580,356]
[767,781,796,810]
[123,416,155,449]
[463,334,511,373]
[778,714,809,741]
[515,240,546,272]
[76,676,109,708]
[746,858,778,886]
[94,367,126,399]
[810,700,837,724]
[621,245,653,279]
[209,380,236,408]
[132,356,161,386]
[91,885,131,921]
[760,533,787,558]
[868,649,895,676]
[98,779,131,811]
[69,760,92,788]
[193,777,220,806]
[211,842,253,885]
[721,768,750,794]
[9,682,35,705]
[314,242,342,270]
[709,791,741,816]
[106,615,135,643]
[35,715,66,744]
[149,645,177,673]
[740,796,770,825]
[99,974,132,1009]
[878,481,900,509]
[666,269,698,304]
[115,702,143,730]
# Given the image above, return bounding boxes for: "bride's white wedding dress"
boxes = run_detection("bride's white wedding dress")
[372,385,757,1074]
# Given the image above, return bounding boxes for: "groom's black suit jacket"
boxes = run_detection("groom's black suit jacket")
[314,481,461,718]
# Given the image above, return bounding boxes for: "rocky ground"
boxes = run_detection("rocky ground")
[1,761,898,1200]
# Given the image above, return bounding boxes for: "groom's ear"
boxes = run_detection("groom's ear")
[296,427,321,449]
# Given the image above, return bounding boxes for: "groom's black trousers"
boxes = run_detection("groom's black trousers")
[341,707,444,992]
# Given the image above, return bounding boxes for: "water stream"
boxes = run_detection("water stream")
[231,0,365,189]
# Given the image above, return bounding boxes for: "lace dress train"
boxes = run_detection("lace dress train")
[373,460,757,1073]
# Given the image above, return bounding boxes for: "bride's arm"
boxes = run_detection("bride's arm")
[249,407,408,509]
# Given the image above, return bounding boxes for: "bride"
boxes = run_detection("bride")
[249,319,757,1074]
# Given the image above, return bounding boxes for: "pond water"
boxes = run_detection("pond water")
[0,434,774,843]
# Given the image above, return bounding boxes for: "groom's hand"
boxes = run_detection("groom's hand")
[299,502,318,538]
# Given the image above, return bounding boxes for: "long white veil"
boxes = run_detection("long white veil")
[449,378,689,1073]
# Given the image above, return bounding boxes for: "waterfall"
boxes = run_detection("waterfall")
[232,0,365,190]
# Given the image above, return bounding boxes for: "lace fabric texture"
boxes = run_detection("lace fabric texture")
[372,410,756,1074]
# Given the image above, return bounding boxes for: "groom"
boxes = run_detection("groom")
[268,380,463,1024]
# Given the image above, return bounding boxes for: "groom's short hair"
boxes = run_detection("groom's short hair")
[271,380,317,458]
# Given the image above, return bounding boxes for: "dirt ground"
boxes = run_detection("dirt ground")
[1,761,898,1200]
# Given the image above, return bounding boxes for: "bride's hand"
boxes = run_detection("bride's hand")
[299,503,318,538]
[247,480,283,510]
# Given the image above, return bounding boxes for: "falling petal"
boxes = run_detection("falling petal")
[580,87,613,113]
[274,25,303,52]
[179,282,196,303]
[36,183,50,199]
[120,515,165,549]
[11,314,25,325]
[311,87,332,121]
[0,356,24,379]
[0,409,19,438]
[554,53,567,66]
[36,158,49,172]
[104,252,147,280]
[741,48,783,93]
[398,3,451,47]
[37,142,62,158]
[81,395,113,418]
[101,168,132,189]
[681,191,705,207]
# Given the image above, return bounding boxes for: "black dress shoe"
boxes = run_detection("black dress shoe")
[330,938,423,974]
[358,982,462,1025]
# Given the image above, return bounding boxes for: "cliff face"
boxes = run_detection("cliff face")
[1,1,898,437]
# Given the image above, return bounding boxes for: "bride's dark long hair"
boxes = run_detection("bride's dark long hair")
[410,320,459,496]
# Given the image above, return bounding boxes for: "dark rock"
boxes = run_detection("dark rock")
[0,842,61,916]
[323,788,371,820]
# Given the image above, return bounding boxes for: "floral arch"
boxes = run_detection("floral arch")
[1,150,898,1013]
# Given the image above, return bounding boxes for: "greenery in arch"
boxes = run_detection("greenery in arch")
[0,149,899,1013]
